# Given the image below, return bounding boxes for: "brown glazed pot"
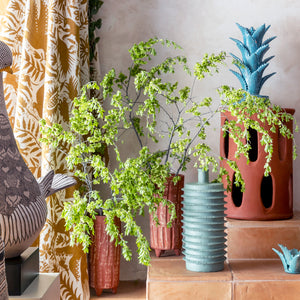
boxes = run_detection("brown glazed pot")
[89,215,121,296]
[220,109,295,220]
[150,174,184,257]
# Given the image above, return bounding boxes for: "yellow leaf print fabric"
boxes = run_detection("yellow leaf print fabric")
[0,0,91,299]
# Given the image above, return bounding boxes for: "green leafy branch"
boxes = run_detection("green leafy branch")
[218,86,298,190]
[40,81,174,266]
[101,37,227,175]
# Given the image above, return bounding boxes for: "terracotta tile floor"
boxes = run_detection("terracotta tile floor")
[89,259,300,300]
[91,212,300,299]
[147,257,300,300]
[90,281,146,299]
[147,212,300,300]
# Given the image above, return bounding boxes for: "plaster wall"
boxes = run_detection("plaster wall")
[96,0,300,280]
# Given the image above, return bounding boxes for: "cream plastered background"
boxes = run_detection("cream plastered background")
[97,0,300,280]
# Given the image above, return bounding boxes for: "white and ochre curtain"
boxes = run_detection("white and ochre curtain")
[0,0,93,299]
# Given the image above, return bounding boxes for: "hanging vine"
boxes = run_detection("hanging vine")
[88,0,103,78]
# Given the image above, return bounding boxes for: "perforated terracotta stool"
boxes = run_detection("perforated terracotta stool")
[220,109,295,220]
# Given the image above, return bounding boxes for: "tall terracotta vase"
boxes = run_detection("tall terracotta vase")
[150,174,184,257]
[220,109,295,220]
[89,216,121,296]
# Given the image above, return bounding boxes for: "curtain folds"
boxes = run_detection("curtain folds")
[0,0,92,299]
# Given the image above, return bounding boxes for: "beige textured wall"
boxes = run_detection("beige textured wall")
[97,0,300,280]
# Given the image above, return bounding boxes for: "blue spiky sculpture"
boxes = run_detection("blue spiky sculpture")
[273,244,300,274]
[230,23,276,97]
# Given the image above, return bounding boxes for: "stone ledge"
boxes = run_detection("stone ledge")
[9,273,60,300]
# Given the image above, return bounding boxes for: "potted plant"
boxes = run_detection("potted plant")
[39,35,297,284]
[40,37,230,275]
[39,82,171,295]
[219,23,298,220]
[98,37,228,256]
[40,30,297,262]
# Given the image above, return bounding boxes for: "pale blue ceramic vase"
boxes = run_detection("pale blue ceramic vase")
[182,169,227,272]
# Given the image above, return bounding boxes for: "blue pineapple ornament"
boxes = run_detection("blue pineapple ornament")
[230,23,276,97]
[273,244,300,274]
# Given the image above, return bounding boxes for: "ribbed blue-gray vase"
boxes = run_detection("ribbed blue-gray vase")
[182,169,227,272]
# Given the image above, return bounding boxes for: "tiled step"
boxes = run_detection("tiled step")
[90,281,146,299]
[147,256,300,300]
[226,211,300,259]
[230,259,300,300]
[147,256,231,300]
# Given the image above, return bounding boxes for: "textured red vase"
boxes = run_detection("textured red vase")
[89,216,121,296]
[220,109,295,220]
[150,174,184,257]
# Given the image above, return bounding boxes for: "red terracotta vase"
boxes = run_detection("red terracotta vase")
[220,109,295,220]
[89,216,121,296]
[150,174,184,257]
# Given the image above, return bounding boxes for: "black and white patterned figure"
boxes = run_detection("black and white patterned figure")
[0,41,76,258]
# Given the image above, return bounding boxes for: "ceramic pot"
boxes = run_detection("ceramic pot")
[89,215,121,296]
[182,169,226,272]
[273,244,300,274]
[220,109,295,220]
[150,174,184,257]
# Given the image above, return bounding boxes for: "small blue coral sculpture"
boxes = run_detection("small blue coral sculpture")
[273,244,300,274]
[230,23,276,97]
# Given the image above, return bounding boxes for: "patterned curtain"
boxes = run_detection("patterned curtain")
[0,0,92,299]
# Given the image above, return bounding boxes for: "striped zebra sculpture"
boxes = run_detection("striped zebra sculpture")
[0,41,76,258]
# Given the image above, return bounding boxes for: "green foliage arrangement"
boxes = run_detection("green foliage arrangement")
[40,37,227,266]
[40,37,297,266]
[100,38,226,175]
[40,83,170,266]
